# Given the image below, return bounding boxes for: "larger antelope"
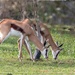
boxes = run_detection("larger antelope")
[0,18,48,61]
[18,19,63,60]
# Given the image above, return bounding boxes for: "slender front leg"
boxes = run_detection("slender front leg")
[24,37,34,61]
[17,38,22,61]
[33,35,44,60]
[18,34,25,62]
[18,36,34,62]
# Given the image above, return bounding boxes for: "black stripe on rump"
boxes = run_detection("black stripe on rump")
[11,23,25,34]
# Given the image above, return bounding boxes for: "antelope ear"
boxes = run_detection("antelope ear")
[59,44,63,47]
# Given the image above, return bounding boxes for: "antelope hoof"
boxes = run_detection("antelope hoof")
[18,55,23,62]
[32,59,35,62]
[30,58,35,62]
[19,58,22,62]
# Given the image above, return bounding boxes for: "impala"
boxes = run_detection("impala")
[0,18,48,61]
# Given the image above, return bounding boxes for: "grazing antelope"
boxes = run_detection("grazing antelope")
[0,18,48,61]
[30,19,63,60]
[21,19,49,60]
[18,19,63,60]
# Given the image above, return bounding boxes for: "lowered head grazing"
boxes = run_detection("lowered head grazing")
[41,48,48,59]
[52,42,63,60]
[41,40,50,59]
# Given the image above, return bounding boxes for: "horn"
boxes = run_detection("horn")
[43,40,47,46]
[43,41,50,48]
[59,44,63,47]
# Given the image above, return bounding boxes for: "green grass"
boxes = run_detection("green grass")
[0,26,75,75]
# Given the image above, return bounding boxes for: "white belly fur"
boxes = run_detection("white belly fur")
[10,28,22,37]
[3,28,22,42]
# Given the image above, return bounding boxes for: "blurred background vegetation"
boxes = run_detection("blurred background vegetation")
[0,0,75,25]
[0,0,75,33]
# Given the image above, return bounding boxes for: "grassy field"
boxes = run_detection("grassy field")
[0,25,75,75]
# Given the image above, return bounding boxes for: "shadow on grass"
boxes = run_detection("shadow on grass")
[7,58,75,68]
[0,55,75,70]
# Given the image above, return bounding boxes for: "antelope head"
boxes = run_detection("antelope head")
[52,42,63,60]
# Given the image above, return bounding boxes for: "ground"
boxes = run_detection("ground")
[0,25,75,75]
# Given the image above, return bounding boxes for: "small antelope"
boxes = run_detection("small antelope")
[0,18,48,61]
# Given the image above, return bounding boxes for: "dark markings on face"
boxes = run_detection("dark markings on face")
[45,49,48,58]
[54,51,60,60]
[11,24,25,34]
[43,40,46,46]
